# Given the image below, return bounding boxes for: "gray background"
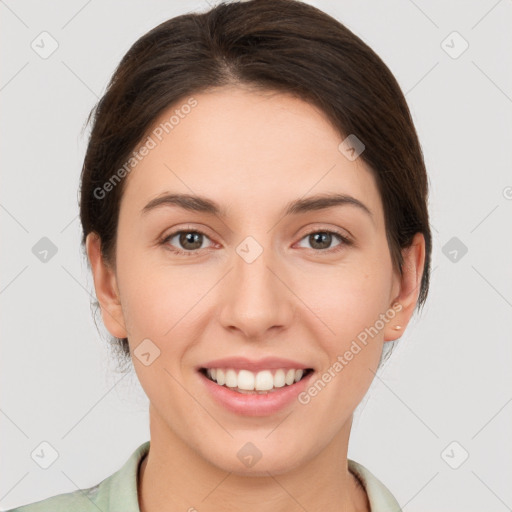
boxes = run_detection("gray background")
[1,0,511,510]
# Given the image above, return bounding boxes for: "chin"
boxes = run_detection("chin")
[202,441,308,477]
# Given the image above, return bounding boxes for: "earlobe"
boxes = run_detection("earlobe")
[384,232,426,342]
[85,232,128,339]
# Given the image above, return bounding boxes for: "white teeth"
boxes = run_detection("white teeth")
[273,369,286,388]
[205,367,309,391]
[225,369,237,388]
[216,368,225,386]
[285,369,296,386]
[237,370,255,390]
[255,370,274,391]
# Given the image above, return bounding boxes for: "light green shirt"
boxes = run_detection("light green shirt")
[6,441,402,511]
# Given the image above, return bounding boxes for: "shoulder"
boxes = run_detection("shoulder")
[4,484,102,512]
[348,459,402,512]
[5,441,150,512]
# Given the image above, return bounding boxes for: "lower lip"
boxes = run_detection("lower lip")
[198,370,314,416]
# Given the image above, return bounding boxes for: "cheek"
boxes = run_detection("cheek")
[115,242,219,370]
[294,266,392,427]
[118,242,393,348]
[307,261,394,342]
[116,260,207,400]
[119,263,204,338]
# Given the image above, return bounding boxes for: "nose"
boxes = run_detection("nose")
[217,244,295,340]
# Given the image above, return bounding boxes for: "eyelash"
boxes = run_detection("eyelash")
[160,227,352,257]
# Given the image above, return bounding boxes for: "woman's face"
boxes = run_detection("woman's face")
[88,86,424,475]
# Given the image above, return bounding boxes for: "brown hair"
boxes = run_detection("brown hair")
[79,0,431,367]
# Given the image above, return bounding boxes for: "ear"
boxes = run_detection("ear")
[383,232,426,342]
[85,232,128,339]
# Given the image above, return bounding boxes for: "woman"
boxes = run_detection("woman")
[8,0,431,510]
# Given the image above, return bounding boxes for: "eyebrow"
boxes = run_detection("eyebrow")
[141,192,373,221]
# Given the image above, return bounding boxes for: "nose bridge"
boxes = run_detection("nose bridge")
[217,233,292,337]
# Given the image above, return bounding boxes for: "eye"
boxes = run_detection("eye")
[161,229,214,256]
[160,227,352,257]
[296,229,352,253]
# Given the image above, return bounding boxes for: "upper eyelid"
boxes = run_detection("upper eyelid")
[300,225,351,239]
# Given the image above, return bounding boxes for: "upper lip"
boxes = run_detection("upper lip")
[198,357,313,372]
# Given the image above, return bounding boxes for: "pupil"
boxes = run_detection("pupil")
[181,232,202,249]
[311,232,330,249]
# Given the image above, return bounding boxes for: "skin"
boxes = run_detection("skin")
[86,86,425,512]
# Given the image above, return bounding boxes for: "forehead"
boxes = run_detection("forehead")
[120,86,384,224]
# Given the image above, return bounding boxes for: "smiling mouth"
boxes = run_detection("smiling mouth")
[199,367,314,394]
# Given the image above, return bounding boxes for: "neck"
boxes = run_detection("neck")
[138,407,369,512]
